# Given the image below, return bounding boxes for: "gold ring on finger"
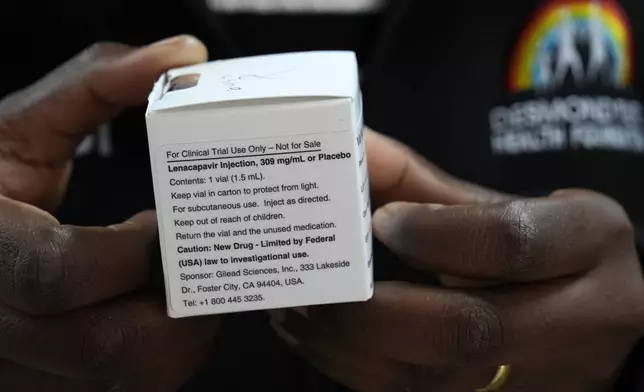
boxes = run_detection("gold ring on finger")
[476,365,511,392]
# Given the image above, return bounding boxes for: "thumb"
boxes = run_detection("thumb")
[0,35,207,163]
[0,35,207,208]
[367,128,514,289]
[366,128,510,206]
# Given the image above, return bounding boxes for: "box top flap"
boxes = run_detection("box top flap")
[147,51,358,112]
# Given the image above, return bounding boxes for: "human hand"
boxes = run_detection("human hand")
[271,129,644,392]
[0,36,221,391]
[0,35,206,212]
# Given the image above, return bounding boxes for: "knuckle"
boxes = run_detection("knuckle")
[594,196,634,240]
[11,226,72,314]
[73,42,134,80]
[81,42,133,62]
[80,317,133,378]
[571,192,634,249]
[443,296,505,363]
[495,201,542,278]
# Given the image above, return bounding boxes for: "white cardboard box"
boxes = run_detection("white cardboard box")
[145,51,373,318]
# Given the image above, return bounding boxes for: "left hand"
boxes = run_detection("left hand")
[271,129,644,392]
[0,37,219,391]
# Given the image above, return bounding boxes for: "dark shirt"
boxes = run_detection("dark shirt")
[2,0,644,390]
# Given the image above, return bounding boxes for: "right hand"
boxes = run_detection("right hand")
[0,36,220,391]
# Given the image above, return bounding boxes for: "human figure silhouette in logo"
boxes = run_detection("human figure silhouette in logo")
[586,3,613,84]
[554,7,585,86]
[537,50,554,90]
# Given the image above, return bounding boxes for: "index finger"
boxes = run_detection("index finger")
[0,35,207,164]
[0,201,159,315]
[366,129,509,206]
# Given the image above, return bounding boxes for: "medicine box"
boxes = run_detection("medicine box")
[145,51,373,318]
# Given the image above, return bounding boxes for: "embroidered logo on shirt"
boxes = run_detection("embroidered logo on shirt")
[509,0,632,92]
[489,0,644,155]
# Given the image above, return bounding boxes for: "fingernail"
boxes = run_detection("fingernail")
[267,309,286,323]
[147,35,200,49]
[143,35,208,63]
[291,306,309,318]
[373,202,444,238]
[372,202,410,237]
[269,317,300,346]
[271,309,312,346]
